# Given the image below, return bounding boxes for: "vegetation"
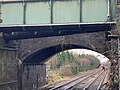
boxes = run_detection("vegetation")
[46,50,100,83]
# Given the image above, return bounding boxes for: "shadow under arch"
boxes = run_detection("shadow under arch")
[23,44,95,65]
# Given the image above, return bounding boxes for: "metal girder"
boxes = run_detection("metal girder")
[1,22,116,41]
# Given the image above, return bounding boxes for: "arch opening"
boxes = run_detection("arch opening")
[22,44,95,65]
[21,44,110,89]
[45,49,110,86]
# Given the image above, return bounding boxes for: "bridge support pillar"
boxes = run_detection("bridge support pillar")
[0,34,18,90]
[109,34,119,90]
[18,64,46,90]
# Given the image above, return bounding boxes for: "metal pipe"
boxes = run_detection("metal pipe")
[50,0,53,24]
[23,2,26,24]
[0,0,3,23]
[80,0,82,22]
[107,0,110,17]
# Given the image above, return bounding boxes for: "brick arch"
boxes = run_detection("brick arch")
[22,44,95,64]
[18,32,109,63]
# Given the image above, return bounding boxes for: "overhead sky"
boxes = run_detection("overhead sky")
[69,49,109,63]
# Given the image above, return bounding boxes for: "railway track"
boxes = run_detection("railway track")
[50,69,107,90]
[82,70,107,90]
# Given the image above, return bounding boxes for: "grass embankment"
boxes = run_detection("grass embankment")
[47,66,96,85]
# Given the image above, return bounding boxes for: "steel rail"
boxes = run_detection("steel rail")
[50,69,102,90]
[97,71,107,90]
[83,70,107,90]
[38,69,100,90]
[83,71,104,90]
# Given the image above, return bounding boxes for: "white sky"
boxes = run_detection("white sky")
[68,49,109,64]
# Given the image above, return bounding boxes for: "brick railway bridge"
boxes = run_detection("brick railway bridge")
[0,0,119,90]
